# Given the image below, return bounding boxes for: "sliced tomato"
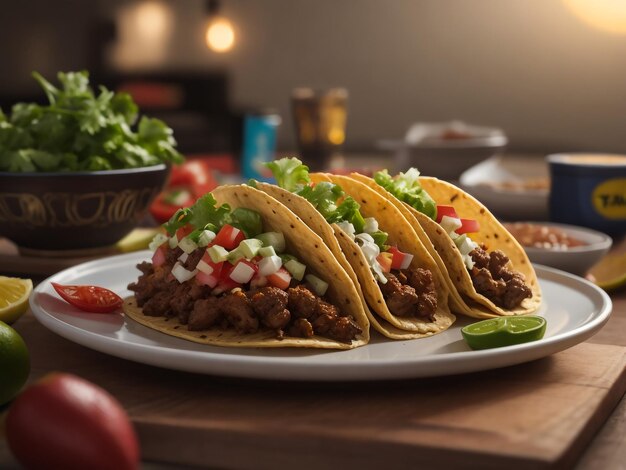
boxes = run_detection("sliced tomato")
[388,246,414,270]
[51,283,123,313]
[267,268,292,290]
[436,205,458,223]
[213,225,245,250]
[376,252,393,273]
[456,218,480,234]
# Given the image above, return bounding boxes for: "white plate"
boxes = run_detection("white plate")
[30,251,612,382]
[459,155,550,220]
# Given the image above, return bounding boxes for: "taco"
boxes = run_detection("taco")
[350,169,541,318]
[254,158,455,339]
[124,184,370,349]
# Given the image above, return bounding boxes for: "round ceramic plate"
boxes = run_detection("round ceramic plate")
[30,251,612,382]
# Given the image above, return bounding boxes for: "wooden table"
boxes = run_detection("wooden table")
[1,219,624,468]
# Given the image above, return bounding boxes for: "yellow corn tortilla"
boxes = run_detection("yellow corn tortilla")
[124,184,370,349]
[256,174,455,337]
[350,173,541,317]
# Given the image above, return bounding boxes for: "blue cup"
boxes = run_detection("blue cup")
[548,153,626,236]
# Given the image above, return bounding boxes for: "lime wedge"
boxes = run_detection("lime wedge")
[461,316,547,350]
[116,228,161,253]
[588,253,626,292]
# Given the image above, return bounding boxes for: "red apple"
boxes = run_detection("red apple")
[6,373,139,470]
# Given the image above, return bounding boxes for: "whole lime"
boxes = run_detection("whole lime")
[0,321,30,405]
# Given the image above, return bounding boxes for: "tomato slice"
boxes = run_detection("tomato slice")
[51,283,123,313]
[436,205,458,223]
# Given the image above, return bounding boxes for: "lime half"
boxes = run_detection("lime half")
[462,316,547,350]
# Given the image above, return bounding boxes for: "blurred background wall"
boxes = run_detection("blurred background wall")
[1,0,625,153]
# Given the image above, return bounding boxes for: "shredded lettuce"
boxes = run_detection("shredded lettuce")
[264,157,386,249]
[374,169,437,220]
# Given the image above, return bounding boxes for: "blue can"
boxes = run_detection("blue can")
[548,153,626,236]
[240,111,281,181]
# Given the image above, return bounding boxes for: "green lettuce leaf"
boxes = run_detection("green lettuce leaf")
[230,208,263,238]
[265,157,310,191]
[374,169,437,220]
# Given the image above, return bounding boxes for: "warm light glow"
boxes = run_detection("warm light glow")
[205,17,235,52]
[135,0,171,42]
[564,0,626,35]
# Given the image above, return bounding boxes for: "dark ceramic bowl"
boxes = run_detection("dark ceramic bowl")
[0,164,169,252]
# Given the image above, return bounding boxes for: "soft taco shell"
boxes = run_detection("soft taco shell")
[310,173,456,336]
[124,184,370,349]
[255,181,451,339]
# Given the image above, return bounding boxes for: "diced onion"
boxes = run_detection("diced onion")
[230,262,256,284]
[178,252,189,263]
[149,233,168,251]
[168,236,179,249]
[196,259,215,275]
[258,255,283,276]
[399,253,414,270]
[171,262,197,283]
[440,215,462,234]
[178,237,198,254]
[197,230,216,247]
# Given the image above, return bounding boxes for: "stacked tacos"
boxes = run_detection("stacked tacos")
[255,158,455,339]
[124,184,370,349]
[349,169,541,318]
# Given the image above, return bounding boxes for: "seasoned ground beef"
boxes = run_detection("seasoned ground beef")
[128,248,362,343]
[182,247,205,271]
[379,269,437,319]
[469,247,532,309]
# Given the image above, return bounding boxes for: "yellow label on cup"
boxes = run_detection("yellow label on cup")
[592,179,626,219]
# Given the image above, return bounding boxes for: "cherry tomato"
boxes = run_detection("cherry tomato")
[51,283,123,313]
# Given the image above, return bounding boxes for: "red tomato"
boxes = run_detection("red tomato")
[213,225,245,250]
[376,252,393,273]
[150,159,219,223]
[6,373,139,470]
[388,246,414,270]
[436,205,459,223]
[267,268,292,290]
[196,270,219,288]
[52,283,123,313]
[151,245,167,267]
[175,224,194,241]
[456,218,480,234]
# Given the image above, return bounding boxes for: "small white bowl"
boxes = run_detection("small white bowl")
[504,222,612,276]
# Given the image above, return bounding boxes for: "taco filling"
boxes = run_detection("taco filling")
[128,193,362,343]
[374,169,532,310]
[264,158,438,320]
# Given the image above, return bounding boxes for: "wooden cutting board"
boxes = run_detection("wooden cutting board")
[13,312,626,470]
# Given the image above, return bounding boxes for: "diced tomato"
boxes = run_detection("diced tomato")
[456,218,480,234]
[267,268,292,290]
[219,262,234,281]
[175,225,194,241]
[151,245,167,267]
[376,252,392,273]
[196,270,219,288]
[51,283,123,314]
[213,224,246,250]
[213,277,241,295]
[197,253,224,277]
[436,205,458,223]
[388,246,414,270]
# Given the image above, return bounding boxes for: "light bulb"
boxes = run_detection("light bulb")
[205,17,235,52]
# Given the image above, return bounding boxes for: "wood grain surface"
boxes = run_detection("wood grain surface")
[7,311,626,470]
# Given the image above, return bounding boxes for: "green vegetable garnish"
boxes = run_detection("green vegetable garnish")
[163,193,263,239]
[374,169,437,220]
[264,157,386,249]
[0,71,184,172]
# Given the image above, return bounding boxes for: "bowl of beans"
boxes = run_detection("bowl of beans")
[503,222,612,276]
